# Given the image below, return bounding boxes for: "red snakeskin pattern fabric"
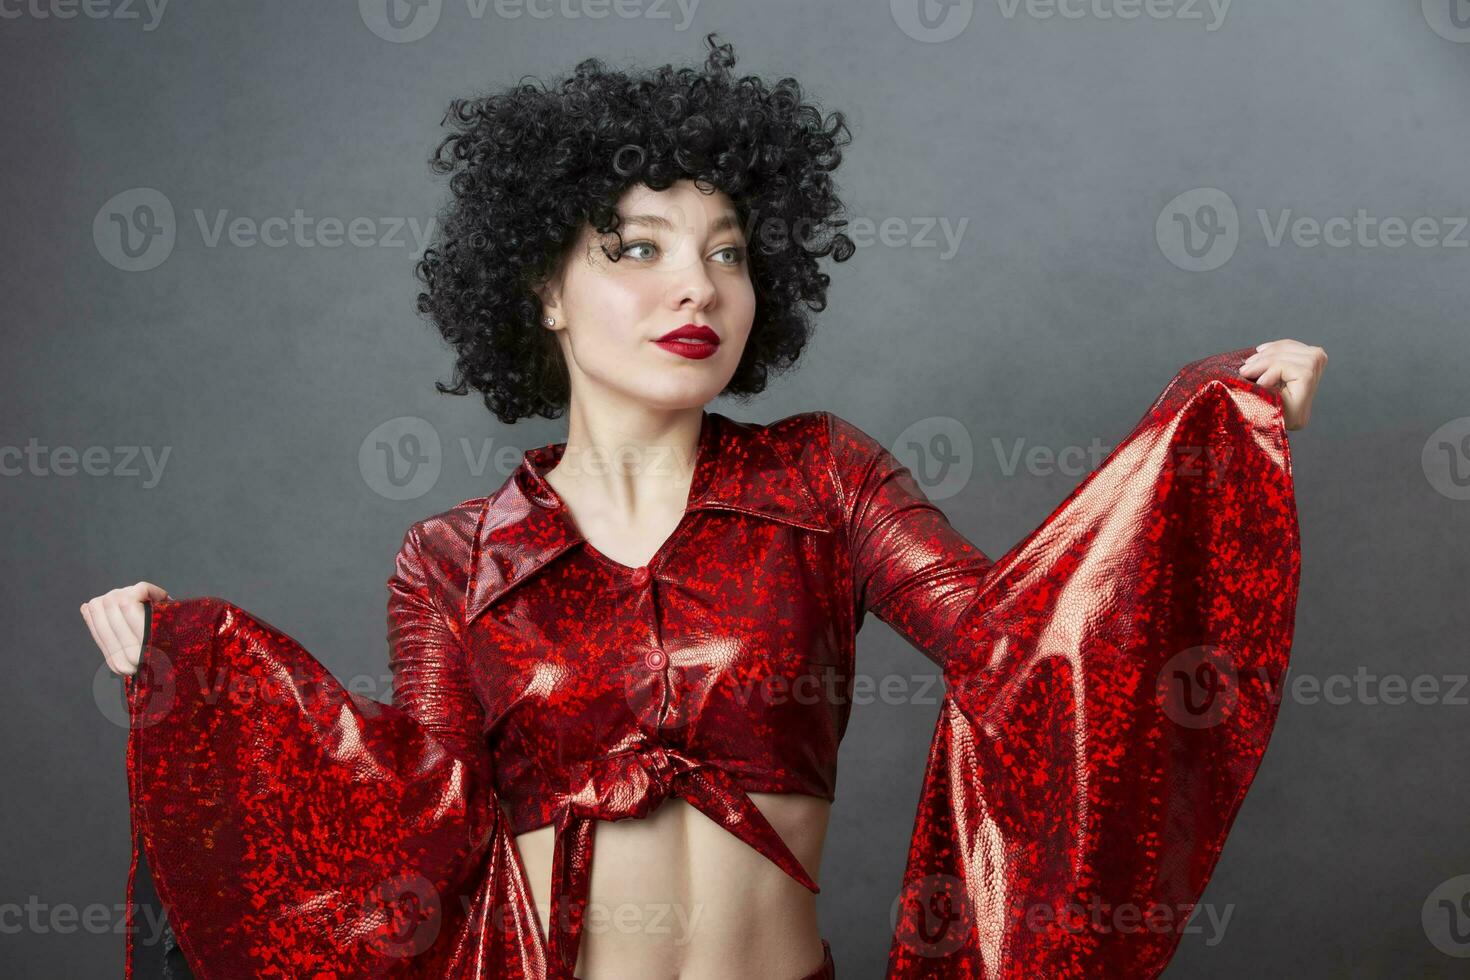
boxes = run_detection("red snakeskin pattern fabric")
[122,347,1299,978]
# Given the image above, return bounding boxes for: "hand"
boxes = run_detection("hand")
[1238,339,1328,431]
[81,581,171,677]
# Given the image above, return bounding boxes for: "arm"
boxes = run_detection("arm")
[386,522,491,782]
[123,527,509,976]
[824,410,994,670]
[825,349,1302,978]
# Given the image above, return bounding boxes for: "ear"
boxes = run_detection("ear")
[530,276,564,330]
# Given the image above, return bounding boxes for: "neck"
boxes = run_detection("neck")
[546,401,705,516]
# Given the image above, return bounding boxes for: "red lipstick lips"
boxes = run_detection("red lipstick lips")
[653,323,721,360]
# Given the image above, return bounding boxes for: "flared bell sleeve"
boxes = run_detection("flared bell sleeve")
[826,347,1301,979]
[121,523,546,979]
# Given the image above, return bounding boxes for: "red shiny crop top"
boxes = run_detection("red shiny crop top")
[123,348,1301,979]
[401,405,902,970]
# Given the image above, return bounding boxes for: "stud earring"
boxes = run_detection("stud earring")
[543,316,556,326]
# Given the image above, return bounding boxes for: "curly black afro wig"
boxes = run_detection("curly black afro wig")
[413,32,856,424]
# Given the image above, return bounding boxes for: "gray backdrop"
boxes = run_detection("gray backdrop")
[3,1,1467,976]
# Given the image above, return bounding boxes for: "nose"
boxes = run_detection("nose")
[666,252,718,312]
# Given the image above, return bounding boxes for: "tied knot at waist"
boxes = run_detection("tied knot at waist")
[538,742,821,979]
[555,744,701,827]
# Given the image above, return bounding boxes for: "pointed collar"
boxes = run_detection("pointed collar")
[465,410,832,626]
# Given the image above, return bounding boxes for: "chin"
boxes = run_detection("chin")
[624,368,735,410]
[624,381,727,413]
[638,392,724,413]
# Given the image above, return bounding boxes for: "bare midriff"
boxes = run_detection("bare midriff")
[513,791,831,979]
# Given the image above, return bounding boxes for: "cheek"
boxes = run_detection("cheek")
[725,271,755,303]
[723,276,757,338]
[600,276,664,326]
[569,276,657,341]
[562,278,659,371]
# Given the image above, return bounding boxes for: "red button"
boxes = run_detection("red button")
[631,566,650,586]
[644,648,667,670]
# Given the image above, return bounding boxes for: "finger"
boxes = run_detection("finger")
[1275,354,1316,384]
[1239,353,1270,377]
[101,600,140,672]
[86,599,128,675]
[119,597,146,652]
[1255,362,1285,389]
[131,581,171,601]
[1243,350,1313,382]
[80,603,118,675]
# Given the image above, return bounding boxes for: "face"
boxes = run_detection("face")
[535,179,756,413]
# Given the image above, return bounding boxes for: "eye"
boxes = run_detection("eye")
[620,240,658,261]
[713,244,747,265]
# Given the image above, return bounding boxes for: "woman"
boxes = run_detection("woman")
[86,34,1326,979]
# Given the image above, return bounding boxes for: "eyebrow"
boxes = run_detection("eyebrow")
[620,213,743,236]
